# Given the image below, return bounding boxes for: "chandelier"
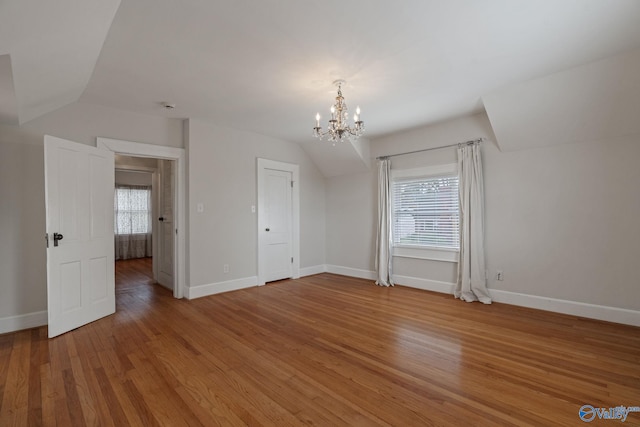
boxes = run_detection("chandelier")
[313,79,364,143]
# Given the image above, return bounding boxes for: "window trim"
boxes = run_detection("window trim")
[391,163,459,263]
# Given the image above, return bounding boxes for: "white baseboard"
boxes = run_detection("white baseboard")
[325,265,377,280]
[299,265,327,277]
[322,268,456,294]
[490,289,640,327]
[186,276,258,300]
[393,275,456,294]
[321,265,640,327]
[0,311,48,334]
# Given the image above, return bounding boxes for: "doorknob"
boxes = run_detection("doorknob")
[265,228,270,232]
[53,232,64,247]
[159,217,164,222]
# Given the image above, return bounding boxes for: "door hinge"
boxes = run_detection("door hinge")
[45,233,49,248]
[291,180,294,188]
[291,257,293,263]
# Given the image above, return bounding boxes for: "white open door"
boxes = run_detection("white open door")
[44,135,115,338]
[156,159,174,289]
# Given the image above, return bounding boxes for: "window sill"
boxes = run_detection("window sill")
[392,245,458,263]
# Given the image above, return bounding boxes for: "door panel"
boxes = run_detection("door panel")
[264,169,292,282]
[45,135,115,338]
[59,261,82,311]
[90,155,110,238]
[89,256,109,301]
[58,149,80,241]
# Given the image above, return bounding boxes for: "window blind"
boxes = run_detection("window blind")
[392,175,459,249]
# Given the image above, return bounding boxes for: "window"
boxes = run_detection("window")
[392,166,459,253]
[114,186,152,235]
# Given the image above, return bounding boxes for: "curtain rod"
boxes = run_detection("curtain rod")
[376,138,484,160]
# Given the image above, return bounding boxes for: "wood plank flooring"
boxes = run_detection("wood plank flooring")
[1,257,639,426]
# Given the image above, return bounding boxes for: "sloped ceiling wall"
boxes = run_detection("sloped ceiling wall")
[298,137,371,178]
[483,48,640,152]
[0,0,120,124]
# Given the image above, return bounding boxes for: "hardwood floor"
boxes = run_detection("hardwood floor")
[1,258,639,426]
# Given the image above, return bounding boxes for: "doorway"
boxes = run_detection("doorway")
[114,155,174,292]
[98,137,186,298]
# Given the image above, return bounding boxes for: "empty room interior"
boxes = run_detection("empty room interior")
[1,1,639,425]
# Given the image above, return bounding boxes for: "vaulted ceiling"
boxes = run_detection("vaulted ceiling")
[2,0,640,172]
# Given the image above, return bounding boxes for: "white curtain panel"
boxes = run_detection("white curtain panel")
[456,143,492,303]
[114,185,153,260]
[375,159,394,287]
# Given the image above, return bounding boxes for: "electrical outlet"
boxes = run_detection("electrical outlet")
[496,270,504,281]
[223,264,229,274]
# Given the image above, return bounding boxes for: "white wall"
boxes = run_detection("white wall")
[483,133,640,311]
[24,102,184,148]
[325,171,376,272]
[115,170,153,186]
[0,135,46,326]
[326,112,640,316]
[0,102,182,333]
[115,154,160,170]
[185,119,325,294]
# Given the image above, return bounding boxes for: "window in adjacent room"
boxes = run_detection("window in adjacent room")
[114,185,152,235]
[391,164,459,261]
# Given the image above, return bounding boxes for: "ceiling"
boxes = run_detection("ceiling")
[2,0,640,148]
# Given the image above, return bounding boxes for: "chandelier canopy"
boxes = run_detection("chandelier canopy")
[313,79,364,144]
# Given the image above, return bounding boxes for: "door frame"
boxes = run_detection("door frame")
[257,158,300,285]
[98,137,186,299]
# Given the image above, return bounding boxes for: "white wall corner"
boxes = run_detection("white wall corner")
[299,265,327,277]
[186,276,258,300]
[350,136,372,169]
[299,138,371,177]
[0,311,48,335]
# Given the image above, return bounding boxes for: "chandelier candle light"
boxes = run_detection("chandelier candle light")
[313,79,364,144]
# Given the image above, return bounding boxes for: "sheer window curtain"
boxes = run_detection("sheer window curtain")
[375,158,394,287]
[455,143,492,303]
[114,185,153,260]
